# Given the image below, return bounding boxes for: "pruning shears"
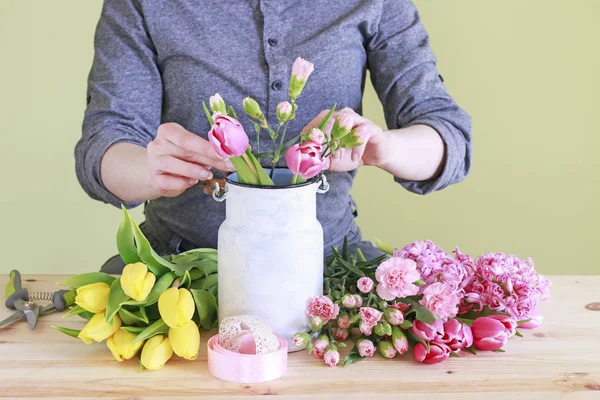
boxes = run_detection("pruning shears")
[1,270,76,330]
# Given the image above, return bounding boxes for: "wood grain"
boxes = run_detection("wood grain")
[0,274,599,399]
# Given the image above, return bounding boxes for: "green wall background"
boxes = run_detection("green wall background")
[0,1,598,275]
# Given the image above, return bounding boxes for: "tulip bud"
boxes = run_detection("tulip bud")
[337,312,351,329]
[378,340,397,359]
[242,97,264,120]
[208,114,250,158]
[385,308,405,326]
[289,57,314,100]
[276,101,293,123]
[121,262,156,302]
[169,323,200,360]
[78,313,121,344]
[334,327,349,342]
[75,282,110,313]
[341,294,357,308]
[374,321,392,337]
[158,287,195,328]
[292,332,311,347]
[107,329,144,361]
[140,335,173,370]
[310,316,324,332]
[324,345,340,367]
[352,294,363,308]
[357,338,376,357]
[391,326,409,355]
[209,93,226,114]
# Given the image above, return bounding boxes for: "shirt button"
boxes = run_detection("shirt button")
[271,80,283,90]
[268,38,278,46]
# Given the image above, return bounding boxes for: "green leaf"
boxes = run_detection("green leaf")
[119,307,149,325]
[356,254,388,269]
[493,348,506,353]
[129,215,172,276]
[56,272,116,288]
[117,205,141,264]
[190,289,218,330]
[336,256,364,277]
[399,320,413,329]
[343,345,364,367]
[105,278,130,323]
[190,273,218,291]
[407,328,430,353]
[62,305,86,319]
[180,270,192,289]
[449,351,461,358]
[227,105,238,119]
[342,236,349,260]
[282,134,301,152]
[515,330,523,338]
[466,345,477,355]
[459,306,510,320]
[137,350,146,372]
[457,318,474,327]
[517,318,532,325]
[400,298,438,323]
[132,319,169,344]
[373,237,395,256]
[79,311,94,321]
[307,341,314,355]
[51,325,81,339]
[230,155,259,185]
[355,248,367,263]
[246,149,274,186]
[317,104,337,131]
[196,259,218,276]
[121,272,176,307]
[121,326,146,334]
[203,102,214,125]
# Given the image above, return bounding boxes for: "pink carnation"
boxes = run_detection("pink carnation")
[357,277,374,293]
[306,296,340,324]
[375,257,421,301]
[324,348,340,367]
[359,307,383,328]
[357,339,376,357]
[419,282,460,321]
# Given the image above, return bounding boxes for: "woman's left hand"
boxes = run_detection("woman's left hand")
[301,108,390,172]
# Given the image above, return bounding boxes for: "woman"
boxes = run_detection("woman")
[75,0,472,273]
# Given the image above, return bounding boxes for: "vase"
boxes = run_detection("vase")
[212,168,329,351]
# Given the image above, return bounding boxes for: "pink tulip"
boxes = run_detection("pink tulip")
[285,141,327,179]
[208,114,249,158]
[487,314,517,337]
[412,319,444,342]
[414,342,451,364]
[438,319,473,351]
[291,57,314,81]
[518,311,543,329]
[471,315,516,351]
[357,339,375,357]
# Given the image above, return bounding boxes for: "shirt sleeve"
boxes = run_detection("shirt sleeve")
[74,0,162,208]
[366,0,472,195]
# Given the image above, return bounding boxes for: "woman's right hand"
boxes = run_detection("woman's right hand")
[147,122,235,197]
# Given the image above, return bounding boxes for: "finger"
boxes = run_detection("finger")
[157,123,229,165]
[150,138,235,172]
[301,109,334,134]
[155,155,214,181]
[151,173,197,195]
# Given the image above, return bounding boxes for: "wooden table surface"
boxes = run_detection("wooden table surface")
[0,274,599,400]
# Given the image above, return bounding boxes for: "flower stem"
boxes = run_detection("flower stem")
[291,173,299,185]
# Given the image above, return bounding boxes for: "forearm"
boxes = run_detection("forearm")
[100,142,161,203]
[378,124,446,182]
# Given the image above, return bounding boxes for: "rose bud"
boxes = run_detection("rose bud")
[385,308,405,326]
[414,342,451,364]
[337,312,351,329]
[472,315,516,351]
[208,114,250,158]
[292,332,311,347]
[78,313,121,344]
[158,287,195,329]
[121,262,156,302]
[391,326,409,355]
[378,340,397,359]
[357,339,376,357]
[276,101,293,124]
[242,96,264,120]
[374,321,392,337]
[324,345,340,367]
[75,282,110,314]
[310,316,324,332]
[341,294,357,309]
[209,93,226,114]
[352,294,363,308]
[334,327,349,342]
[107,329,144,362]
[357,277,374,294]
[140,335,173,371]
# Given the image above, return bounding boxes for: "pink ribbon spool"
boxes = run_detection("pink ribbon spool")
[207,333,288,383]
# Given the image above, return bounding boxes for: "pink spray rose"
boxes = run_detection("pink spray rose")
[357,339,376,357]
[285,141,327,179]
[375,257,421,301]
[291,57,315,81]
[438,319,473,351]
[306,296,339,324]
[412,319,444,342]
[324,346,340,367]
[419,282,460,321]
[414,342,452,364]
[357,277,374,294]
[359,307,383,328]
[471,315,516,351]
[312,336,329,359]
[208,114,249,158]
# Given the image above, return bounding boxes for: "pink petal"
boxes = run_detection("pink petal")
[376,283,396,301]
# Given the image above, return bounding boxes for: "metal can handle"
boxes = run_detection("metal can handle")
[317,174,329,194]
[212,181,228,202]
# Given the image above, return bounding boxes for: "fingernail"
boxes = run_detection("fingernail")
[351,153,359,162]
[225,160,235,170]
[189,179,199,186]
[200,171,213,180]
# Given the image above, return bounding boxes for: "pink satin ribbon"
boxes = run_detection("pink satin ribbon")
[207,334,288,383]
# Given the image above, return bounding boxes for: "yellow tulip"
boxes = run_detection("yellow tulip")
[140,335,173,370]
[158,287,195,328]
[169,323,200,360]
[78,313,121,344]
[75,282,111,313]
[107,329,144,362]
[121,262,156,302]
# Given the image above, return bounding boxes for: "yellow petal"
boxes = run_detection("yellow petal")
[121,262,152,301]
[75,282,110,313]
[137,272,156,302]
[141,335,173,370]
[169,324,200,360]
[79,313,122,344]
[177,289,195,326]
[158,287,180,328]
[107,336,124,362]
[113,329,144,360]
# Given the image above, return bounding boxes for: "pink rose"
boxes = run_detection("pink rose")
[333,327,349,342]
[471,315,516,351]
[359,321,373,336]
[306,296,340,324]
[324,347,340,367]
[313,337,329,359]
[357,339,376,357]
[285,141,327,179]
[375,257,421,301]
[208,114,249,158]
[438,319,473,351]
[359,307,383,328]
[419,282,460,321]
[357,277,374,294]
[337,313,350,329]
[412,320,444,342]
[291,57,315,81]
[414,342,451,364]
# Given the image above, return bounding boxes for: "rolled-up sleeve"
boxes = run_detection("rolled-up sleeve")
[75,0,162,208]
[366,0,472,194]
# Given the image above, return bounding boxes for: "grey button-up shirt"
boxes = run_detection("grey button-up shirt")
[75,0,472,255]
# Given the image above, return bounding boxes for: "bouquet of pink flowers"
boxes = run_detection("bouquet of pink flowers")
[293,239,551,367]
[203,57,362,185]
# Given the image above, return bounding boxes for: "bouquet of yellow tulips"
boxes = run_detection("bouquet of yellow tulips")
[52,207,218,370]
